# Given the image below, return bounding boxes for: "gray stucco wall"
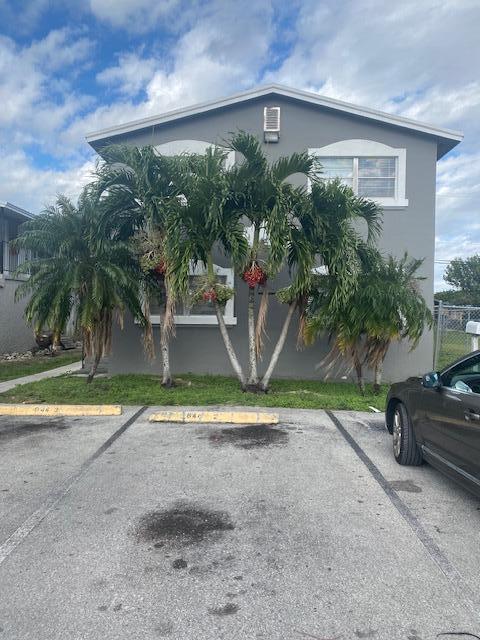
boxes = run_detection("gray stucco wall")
[95,94,438,382]
[0,278,33,354]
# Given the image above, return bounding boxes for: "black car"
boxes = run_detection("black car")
[385,351,480,498]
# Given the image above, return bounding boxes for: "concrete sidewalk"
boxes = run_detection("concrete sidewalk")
[0,360,82,393]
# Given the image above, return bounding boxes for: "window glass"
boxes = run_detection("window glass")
[183,275,227,316]
[358,157,396,198]
[358,157,396,177]
[358,177,395,198]
[318,156,397,199]
[149,295,166,316]
[320,157,354,188]
[442,353,480,393]
[150,274,228,317]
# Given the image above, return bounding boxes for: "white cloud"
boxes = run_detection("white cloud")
[97,52,157,96]
[0,29,93,148]
[27,28,92,70]
[0,0,51,35]
[64,0,275,142]
[0,148,95,213]
[88,0,181,32]
[434,151,480,290]
[272,2,478,94]
[2,0,480,278]
[264,0,480,291]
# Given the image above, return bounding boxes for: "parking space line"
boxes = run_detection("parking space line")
[326,410,480,622]
[0,406,147,567]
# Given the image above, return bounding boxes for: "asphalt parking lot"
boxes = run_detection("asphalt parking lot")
[0,407,479,640]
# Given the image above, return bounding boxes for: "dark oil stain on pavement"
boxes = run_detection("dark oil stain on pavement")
[155,621,174,636]
[208,603,239,616]
[389,480,422,493]
[135,502,234,546]
[172,558,188,569]
[366,419,386,432]
[0,419,69,441]
[355,629,377,638]
[204,423,288,449]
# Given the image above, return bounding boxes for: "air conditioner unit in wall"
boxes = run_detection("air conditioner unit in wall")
[264,106,280,142]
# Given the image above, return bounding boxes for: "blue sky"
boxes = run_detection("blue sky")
[1,0,479,290]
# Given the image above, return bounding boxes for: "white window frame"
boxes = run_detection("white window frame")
[309,139,408,208]
[149,262,236,327]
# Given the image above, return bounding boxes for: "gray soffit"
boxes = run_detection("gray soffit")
[85,83,463,159]
[0,202,34,221]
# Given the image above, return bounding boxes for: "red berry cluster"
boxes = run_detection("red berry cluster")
[202,289,217,302]
[242,264,267,288]
[154,261,166,274]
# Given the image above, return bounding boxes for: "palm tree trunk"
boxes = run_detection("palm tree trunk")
[160,278,175,388]
[160,317,172,387]
[260,302,295,391]
[247,286,259,388]
[353,350,365,395]
[245,223,261,391]
[214,302,246,389]
[373,362,383,395]
[87,350,101,384]
[51,331,61,355]
[206,251,246,389]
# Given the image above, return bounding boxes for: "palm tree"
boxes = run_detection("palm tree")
[167,147,249,388]
[96,145,188,387]
[228,132,316,390]
[14,188,146,383]
[362,252,432,393]
[261,180,382,392]
[306,246,431,395]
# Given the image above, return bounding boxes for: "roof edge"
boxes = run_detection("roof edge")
[86,83,464,146]
[0,202,34,219]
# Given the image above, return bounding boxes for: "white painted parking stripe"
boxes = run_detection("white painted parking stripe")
[327,410,480,624]
[0,406,147,566]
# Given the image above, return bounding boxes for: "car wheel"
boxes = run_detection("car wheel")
[392,403,423,466]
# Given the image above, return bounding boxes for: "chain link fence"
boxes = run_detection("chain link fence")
[434,302,480,370]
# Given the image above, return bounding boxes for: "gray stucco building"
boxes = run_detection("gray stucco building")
[87,84,462,382]
[0,202,34,354]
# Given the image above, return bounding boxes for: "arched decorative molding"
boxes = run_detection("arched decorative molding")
[309,139,408,208]
[154,139,235,169]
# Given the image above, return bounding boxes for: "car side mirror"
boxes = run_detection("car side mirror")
[422,371,442,389]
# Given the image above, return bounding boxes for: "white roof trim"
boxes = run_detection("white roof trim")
[86,83,463,145]
[0,201,34,219]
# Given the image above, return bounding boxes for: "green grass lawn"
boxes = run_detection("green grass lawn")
[0,372,387,412]
[0,350,82,382]
[437,330,473,370]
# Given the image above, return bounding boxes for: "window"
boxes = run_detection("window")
[442,353,480,394]
[320,157,354,188]
[1,217,29,277]
[358,157,396,198]
[309,139,408,208]
[150,262,236,326]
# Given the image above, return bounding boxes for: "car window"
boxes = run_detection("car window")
[442,353,480,394]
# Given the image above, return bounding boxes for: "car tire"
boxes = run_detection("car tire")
[392,402,423,466]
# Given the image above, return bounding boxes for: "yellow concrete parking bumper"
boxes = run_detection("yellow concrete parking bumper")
[0,404,122,417]
[148,410,279,424]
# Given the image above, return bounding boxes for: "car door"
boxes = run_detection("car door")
[423,353,480,481]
